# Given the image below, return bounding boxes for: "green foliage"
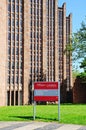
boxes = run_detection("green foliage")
[72,19,86,61]
[0,105,86,125]
[72,70,80,78]
[77,72,86,80]
[80,58,86,72]
[65,19,86,62]
[65,18,86,71]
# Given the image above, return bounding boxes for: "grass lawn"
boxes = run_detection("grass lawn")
[0,104,86,125]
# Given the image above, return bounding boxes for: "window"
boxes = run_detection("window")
[16,48,19,55]
[8,41,11,46]
[12,55,15,60]
[16,62,19,69]
[8,33,11,40]
[12,70,14,74]
[20,0,23,5]
[15,28,19,33]
[8,18,11,26]
[16,20,19,26]
[12,61,15,69]
[12,19,15,26]
[19,20,23,27]
[8,0,11,2]
[16,42,19,46]
[12,27,15,32]
[20,62,23,69]
[15,34,19,41]
[15,14,19,19]
[8,76,10,84]
[12,48,15,55]
[15,0,19,4]
[15,5,19,12]
[19,34,22,41]
[12,0,15,2]
[20,6,23,13]
[16,76,18,84]
[12,4,15,12]
[20,56,23,61]
[20,47,22,54]
[8,4,11,12]
[20,70,22,75]
[20,14,23,19]
[12,33,15,40]
[11,76,14,84]
[8,62,11,69]
[12,42,15,46]
[19,28,23,32]
[8,47,11,54]
[20,76,22,84]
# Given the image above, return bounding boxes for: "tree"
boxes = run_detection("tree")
[65,18,86,71]
[72,19,86,61]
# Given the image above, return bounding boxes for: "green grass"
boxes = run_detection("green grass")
[0,104,86,125]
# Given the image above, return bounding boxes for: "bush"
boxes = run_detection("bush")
[77,72,86,82]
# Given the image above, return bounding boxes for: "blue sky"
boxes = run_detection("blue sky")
[58,0,86,33]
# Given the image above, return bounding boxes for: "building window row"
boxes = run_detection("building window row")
[46,0,55,81]
[30,0,42,82]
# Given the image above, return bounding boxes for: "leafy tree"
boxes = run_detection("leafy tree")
[65,19,86,60]
[72,20,86,60]
[65,18,86,72]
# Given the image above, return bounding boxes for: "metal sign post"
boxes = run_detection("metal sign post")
[58,81,60,121]
[33,101,36,120]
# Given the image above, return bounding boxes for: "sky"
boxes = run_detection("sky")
[58,0,86,33]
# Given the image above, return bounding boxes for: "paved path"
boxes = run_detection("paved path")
[0,122,86,130]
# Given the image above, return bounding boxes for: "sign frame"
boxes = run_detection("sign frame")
[33,81,60,121]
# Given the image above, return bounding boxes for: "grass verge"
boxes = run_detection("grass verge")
[0,104,86,125]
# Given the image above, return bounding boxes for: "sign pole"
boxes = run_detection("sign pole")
[58,81,60,121]
[33,101,36,120]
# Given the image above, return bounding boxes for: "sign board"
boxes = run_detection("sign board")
[34,82,58,101]
[33,82,60,121]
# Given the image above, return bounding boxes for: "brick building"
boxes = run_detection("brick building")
[73,78,86,103]
[58,3,72,102]
[0,0,72,106]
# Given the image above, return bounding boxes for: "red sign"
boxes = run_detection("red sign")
[34,96,58,101]
[34,82,58,101]
[34,82,58,89]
